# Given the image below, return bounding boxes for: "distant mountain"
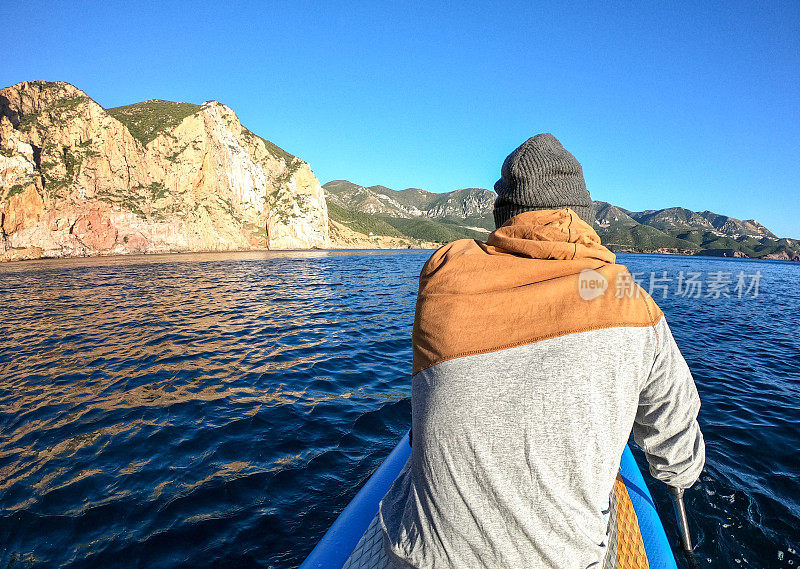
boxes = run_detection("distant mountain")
[325,180,495,228]
[324,181,800,261]
[593,202,638,227]
[623,206,776,239]
[593,201,798,260]
[324,180,493,243]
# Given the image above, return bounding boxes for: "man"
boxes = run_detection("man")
[379,134,705,568]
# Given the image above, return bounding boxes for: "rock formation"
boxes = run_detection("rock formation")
[0,81,329,260]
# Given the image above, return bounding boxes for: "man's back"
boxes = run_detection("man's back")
[379,209,705,568]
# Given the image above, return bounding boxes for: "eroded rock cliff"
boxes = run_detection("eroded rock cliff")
[0,81,329,260]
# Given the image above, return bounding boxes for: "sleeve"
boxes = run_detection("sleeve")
[633,315,706,489]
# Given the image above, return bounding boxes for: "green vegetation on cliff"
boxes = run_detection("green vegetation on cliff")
[596,224,700,252]
[107,100,201,146]
[106,98,299,163]
[379,217,487,242]
[15,84,91,133]
[327,201,487,243]
[5,183,28,200]
[241,127,298,165]
[326,202,403,237]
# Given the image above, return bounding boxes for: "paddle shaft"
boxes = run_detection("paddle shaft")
[668,485,703,569]
[668,486,693,551]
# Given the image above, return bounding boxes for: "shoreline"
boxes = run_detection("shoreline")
[2,244,798,265]
[0,247,437,268]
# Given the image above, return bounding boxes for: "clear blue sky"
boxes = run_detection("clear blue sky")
[4,1,799,237]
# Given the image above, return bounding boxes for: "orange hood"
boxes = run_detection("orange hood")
[412,209,660,374]
[485,208,616,263]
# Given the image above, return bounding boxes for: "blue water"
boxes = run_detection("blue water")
[0,250,797,568]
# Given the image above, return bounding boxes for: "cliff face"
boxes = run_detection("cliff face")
[0,81,329,260]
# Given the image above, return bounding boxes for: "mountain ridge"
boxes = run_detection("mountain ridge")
[324,180,800,260]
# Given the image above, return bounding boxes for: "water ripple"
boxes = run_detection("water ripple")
[0,251,798,568]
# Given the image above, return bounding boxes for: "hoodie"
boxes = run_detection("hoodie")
[379,209,705,569]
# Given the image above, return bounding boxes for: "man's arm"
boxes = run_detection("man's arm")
[633,316,705,489]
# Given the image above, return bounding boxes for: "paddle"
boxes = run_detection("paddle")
[668,486,701,569]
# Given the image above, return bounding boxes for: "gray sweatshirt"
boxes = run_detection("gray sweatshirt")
[378,211,705,569]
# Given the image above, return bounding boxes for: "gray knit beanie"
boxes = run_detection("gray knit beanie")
[493,133,593,228]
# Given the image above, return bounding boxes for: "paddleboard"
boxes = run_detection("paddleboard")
[300,432,677,569]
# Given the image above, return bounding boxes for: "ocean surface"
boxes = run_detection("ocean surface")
[0,250,798,569]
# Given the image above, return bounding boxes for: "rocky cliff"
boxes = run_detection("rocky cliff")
[0,81,329,261]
